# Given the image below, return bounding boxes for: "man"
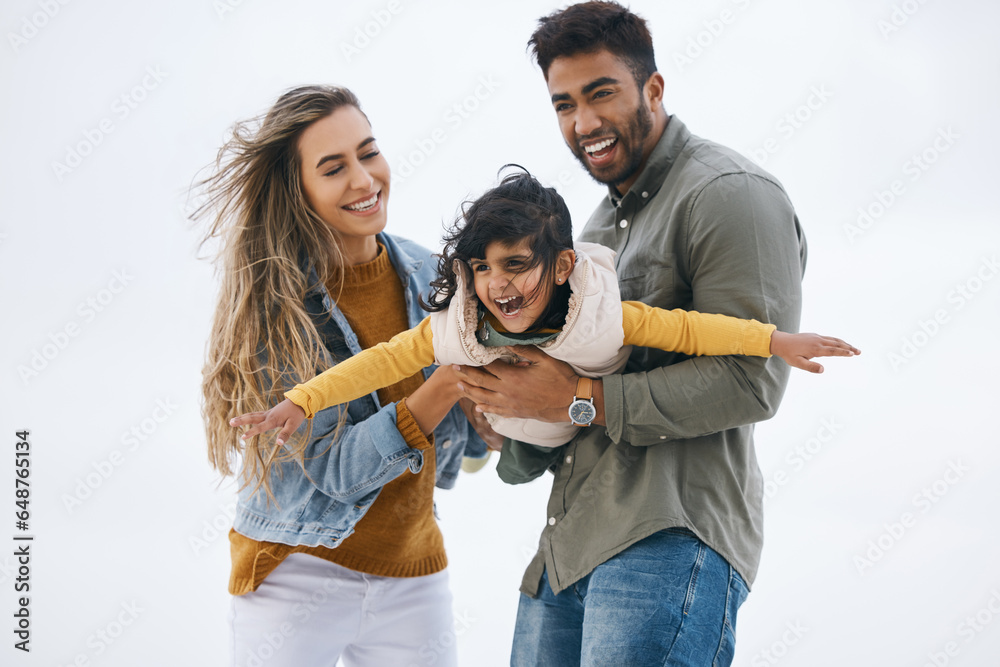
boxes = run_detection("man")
[456,2,807,664]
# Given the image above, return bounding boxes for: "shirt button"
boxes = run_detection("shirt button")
[565,455,573,464]
[548,517,557,526]
[441,439,452,449]
[619,219,628,228]
[642,191,649,198]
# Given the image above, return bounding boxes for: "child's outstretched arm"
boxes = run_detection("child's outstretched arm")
[621,301,858,374]
[229,317,436,444]
[230,399,306,446]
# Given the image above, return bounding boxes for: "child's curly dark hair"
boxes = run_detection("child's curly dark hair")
[421,165,575,332]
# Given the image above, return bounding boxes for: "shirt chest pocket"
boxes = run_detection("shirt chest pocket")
[616,253,681,306]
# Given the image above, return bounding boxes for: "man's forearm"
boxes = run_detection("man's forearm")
[603,354,790,446]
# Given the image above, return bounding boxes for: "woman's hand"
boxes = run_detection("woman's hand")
[230,398,307,445]
[770,331,861,373]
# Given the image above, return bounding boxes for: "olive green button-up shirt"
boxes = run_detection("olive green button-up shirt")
[499,116,807,596]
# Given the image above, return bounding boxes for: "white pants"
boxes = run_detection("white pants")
[229,553,457,667]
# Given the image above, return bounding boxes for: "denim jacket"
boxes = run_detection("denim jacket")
[232,233,485,548]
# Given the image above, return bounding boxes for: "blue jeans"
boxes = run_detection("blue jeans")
[511,528,748,666]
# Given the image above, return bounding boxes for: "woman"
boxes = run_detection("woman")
[195,85,486,667]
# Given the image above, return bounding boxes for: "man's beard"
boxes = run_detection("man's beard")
[572,102,653,188]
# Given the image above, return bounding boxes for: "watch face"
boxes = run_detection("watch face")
[569,400,596,425]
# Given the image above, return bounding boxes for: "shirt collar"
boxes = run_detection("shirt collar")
[605,115,690,210]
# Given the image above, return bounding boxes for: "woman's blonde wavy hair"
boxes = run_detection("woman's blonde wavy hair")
[192,85,363,502]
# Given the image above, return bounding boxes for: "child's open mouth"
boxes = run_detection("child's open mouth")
[494,295,524,317]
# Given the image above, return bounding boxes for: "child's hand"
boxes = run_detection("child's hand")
[229,398,306,446]
[770,331,860,374]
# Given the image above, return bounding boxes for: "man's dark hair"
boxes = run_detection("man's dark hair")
[528,1,657,89]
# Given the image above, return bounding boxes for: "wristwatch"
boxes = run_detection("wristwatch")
[568,377,596,426]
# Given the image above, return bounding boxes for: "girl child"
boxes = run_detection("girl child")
[231,168,859,448]
[198,85,483,667]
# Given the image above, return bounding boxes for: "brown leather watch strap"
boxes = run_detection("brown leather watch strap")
[575,376,593,401]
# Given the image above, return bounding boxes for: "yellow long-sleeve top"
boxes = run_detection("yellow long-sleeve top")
[229,244,445,595]
[285,302,776,419]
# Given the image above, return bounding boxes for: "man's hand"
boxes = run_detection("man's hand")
[458,397,505,452]
[454,345,583,424]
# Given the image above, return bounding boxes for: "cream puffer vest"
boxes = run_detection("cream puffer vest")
[429,242,631,447]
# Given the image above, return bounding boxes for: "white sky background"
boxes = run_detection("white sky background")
[1,0,998,665]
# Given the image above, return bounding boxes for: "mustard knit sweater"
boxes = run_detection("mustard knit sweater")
[229,245,445,595]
